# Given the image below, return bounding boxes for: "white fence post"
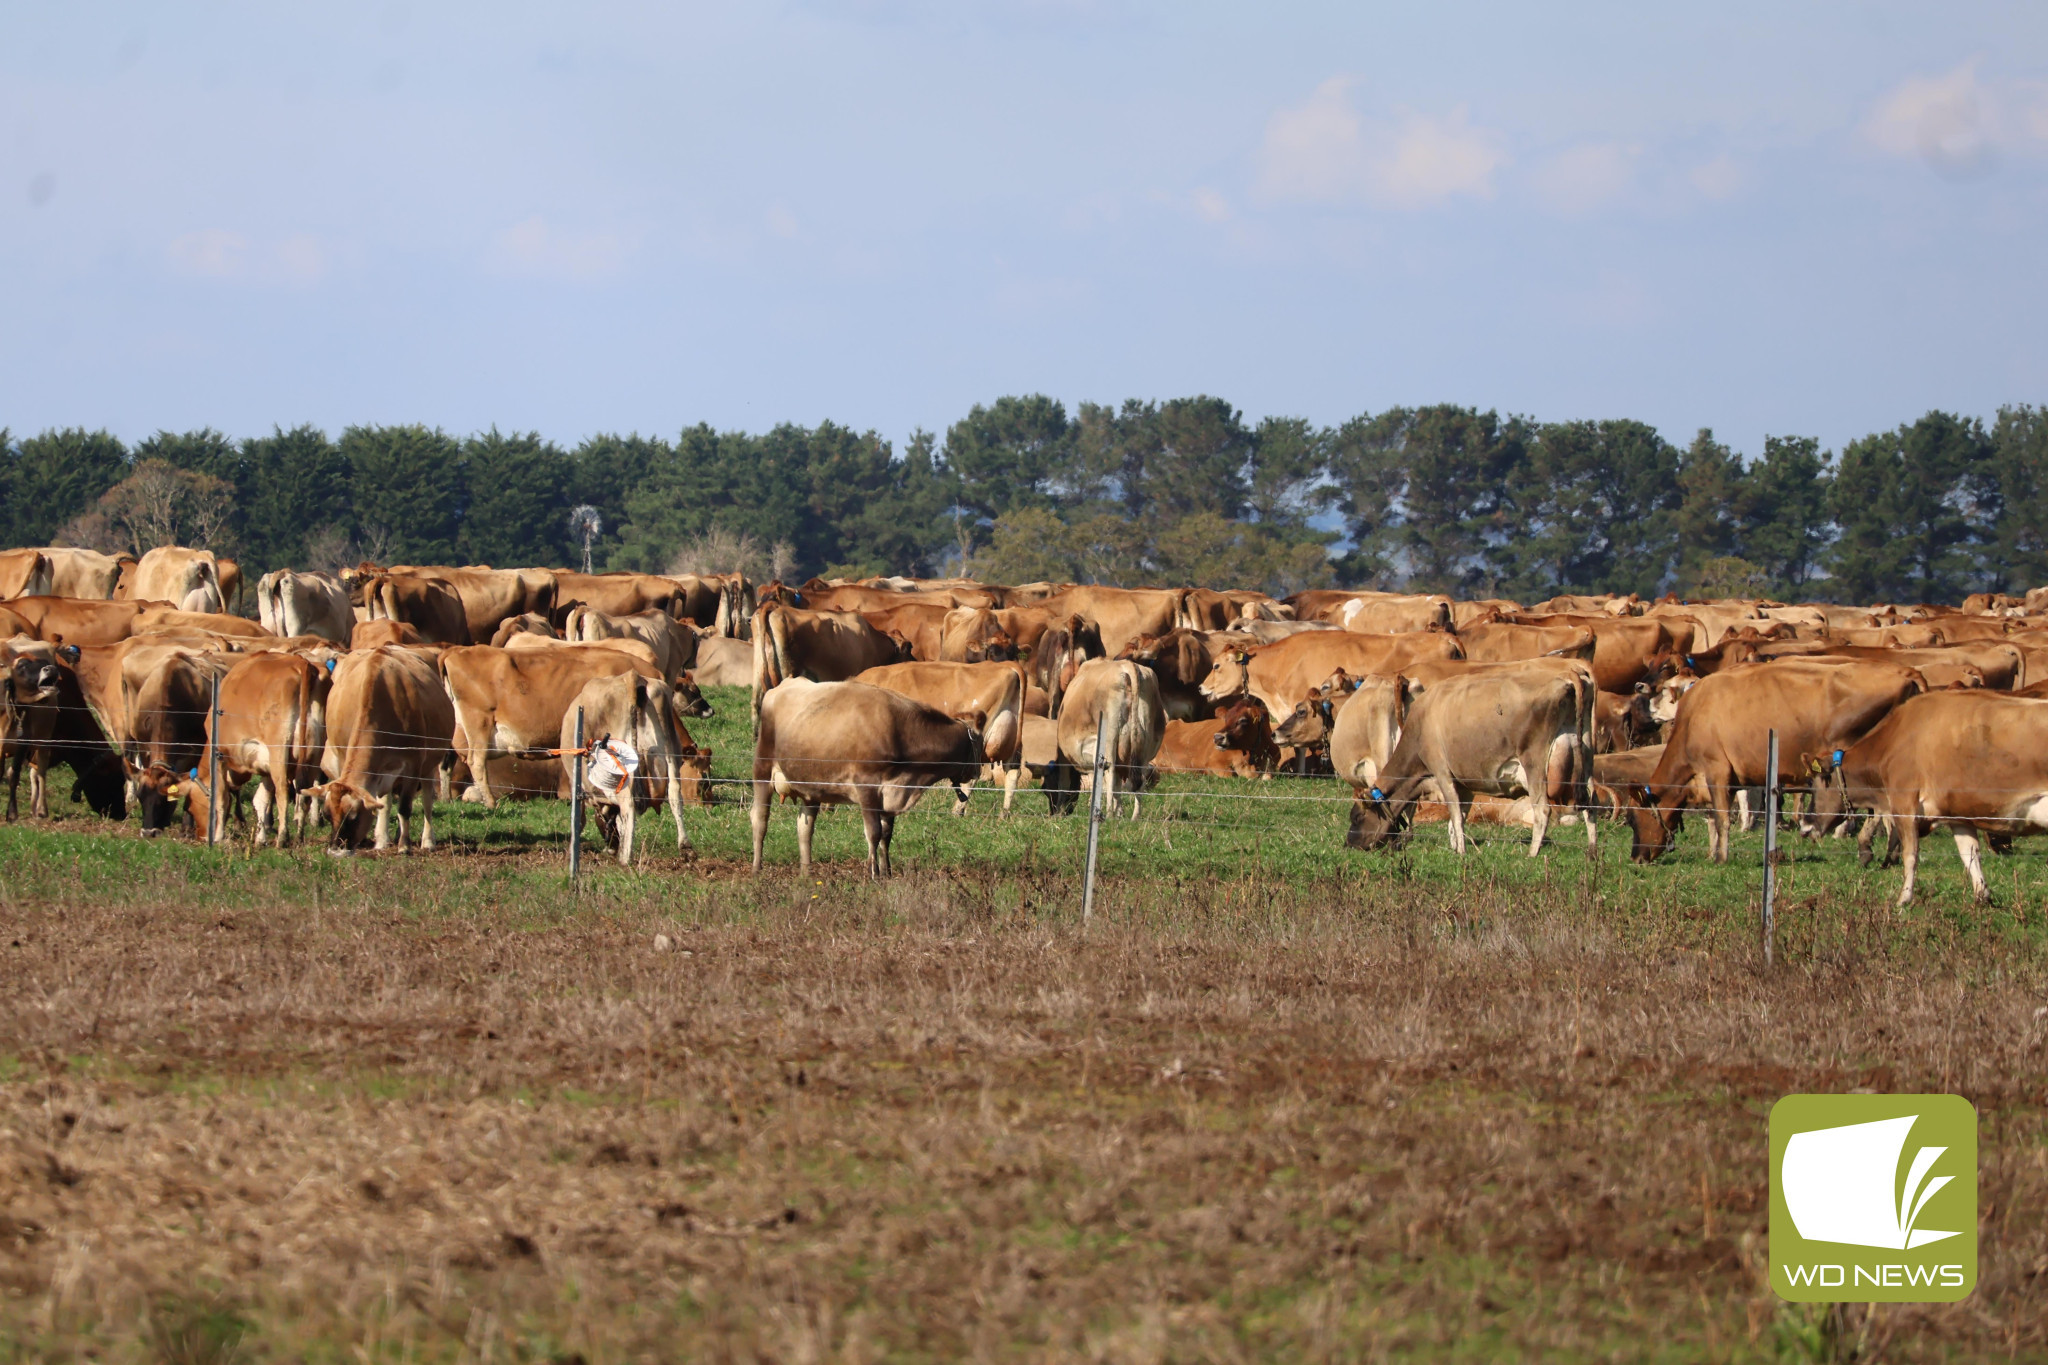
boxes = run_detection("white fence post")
[570,706,585,883]
[1763,728,1779,967]
[1081,708,1110,922]
[207,672,221,848]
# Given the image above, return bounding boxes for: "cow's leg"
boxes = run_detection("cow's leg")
[27,752,46,820]
[3,749,18,822]
[373,797,394,851]
[1953,825,1989,904]
[665,758,690,854]
[1736,787,1754,833]
[417,787,437,852]
[459,714,497,810]
[796,801,820,874]
[1446,782,1469,855]
[615,795,637,868]
[1002,758,1020,815]
[1897,816,1923,907]
[1706,780,1734,863]
[394,792,414,851]
[252,780,274,847]
[749,780,771,873]
[951,779,971,816]
[876,809,896,877]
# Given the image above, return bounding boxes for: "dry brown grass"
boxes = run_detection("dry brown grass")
[0,862,2045,1362]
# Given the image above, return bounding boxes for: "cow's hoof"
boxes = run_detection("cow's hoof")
[326,846,354,858]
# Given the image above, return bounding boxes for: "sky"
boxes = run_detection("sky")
[3,1,2046,461]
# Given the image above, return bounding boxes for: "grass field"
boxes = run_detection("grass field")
[1,684,2046,1361]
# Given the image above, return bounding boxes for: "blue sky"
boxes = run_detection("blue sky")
[3,1,2045,459]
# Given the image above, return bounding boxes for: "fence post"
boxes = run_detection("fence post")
[570,706,585,883]
[1081,707,1110,923]
[1762,728,1779,967]
[207,671,221,848]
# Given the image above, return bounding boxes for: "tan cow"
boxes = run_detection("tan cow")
[1332,595,1453,634]
[1029,586,1184,657]
[176,651,330,846]
[559,671,709,866]
[857,601,954,661]
[257,569,353,643]
[124,648,236,836]
[388,565,558,640]
[1455,621,1597,665]
[1224,630,1466,719]
[1626,659,1927,864]
[4,596,166,646]
[122,547,224,613]
[351,619,429,650]
[936,606,1018,663]
[552,571,690,621]
[751,602,912,721]
[564,604,699,682]
[1155,697,1278,779]
[310,646,456,853]
[1502,614,1686,691]
[441,644,675,809]
[1050,659,1166,817]
[133,607,274,641]
[364,574,473,645]
[850,660,1026,811]
[489,613,557,646]
[41,548,128,600]
[750,678,985,877]
[1344,658,1598,856]
[0,551,52,599]
[1831,691,2048,905]
[692,633,753,686]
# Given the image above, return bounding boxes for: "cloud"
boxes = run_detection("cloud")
[1256,78,1504,209]
[1689,153,1744,201]
[1864,61,1998,179]
[168,228,251,277]
[1191,186,1230,222]
[1530,142,1639,215]
[489,216,634,280]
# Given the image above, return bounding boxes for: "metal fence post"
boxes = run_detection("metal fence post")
[570,706,585,883]
[1081,708,1110,922]
[1763,728,1779,967]
[207,671,221,847]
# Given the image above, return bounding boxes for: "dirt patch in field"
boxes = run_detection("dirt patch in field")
[0,869,2043,1360]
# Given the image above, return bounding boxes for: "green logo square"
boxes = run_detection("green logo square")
[1769,1094,1977,1302]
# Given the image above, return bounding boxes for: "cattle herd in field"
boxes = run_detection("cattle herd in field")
[3,541,2048,903]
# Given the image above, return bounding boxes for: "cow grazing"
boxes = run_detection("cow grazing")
[850,660,1027,811]
[176,651,330,846]
[750,678,984,877]
[257,569,353,644]
[1626,659,1926,864]
[1048,659,1166,818]
[565,604,699,682]
[1829,691,2048,905]
[1156,697,1278,779]
[363,573,474,645]
[560,671,711,866]
[692,633,753,686]
[125,649,235,837]
[751,602,912,722]
[1345,659,1597,857]
[311,645,457,853]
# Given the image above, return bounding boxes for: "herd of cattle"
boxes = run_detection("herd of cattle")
[4,542,2048,902]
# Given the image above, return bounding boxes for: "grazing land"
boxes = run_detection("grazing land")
[0,686,2045,1361]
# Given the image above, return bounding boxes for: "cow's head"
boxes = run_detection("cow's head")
[130,761,194,838]
[308,780,384,853]
[671,672,715,718]
[1212,697,1274,760]
[964,626,1018,663]
[72,752,129,821]
[1624,788,1677,863]
[5,653,60,708]
[675,747,716,806]
[1344,784,1407,851]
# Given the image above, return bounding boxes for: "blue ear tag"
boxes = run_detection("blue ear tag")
[187,768,199,780]
[324,658,337,673]
[1832,748,1844,767]
[1685,655,1694,668]
[1369,787,1384,802]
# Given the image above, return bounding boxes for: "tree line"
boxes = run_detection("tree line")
[1,397,2044,603]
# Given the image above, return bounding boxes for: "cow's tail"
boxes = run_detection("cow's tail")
[1095,663,1134,809]
[750,603,788,724]
[372,579,395,623]
[257,572,280,635]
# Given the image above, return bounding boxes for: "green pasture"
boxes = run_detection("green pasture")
[4,684,2046,936]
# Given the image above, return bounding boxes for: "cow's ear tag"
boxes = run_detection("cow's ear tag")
[1369,787,1384,802]
[325,658,337,673]
[1832,748,1844,768]
[187,768,199,780]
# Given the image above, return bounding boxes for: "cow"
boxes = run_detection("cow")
[1028,586,1184,657]
[1155,697,1279,779]
[309,645,457,853]
[121,547,225,614]
[41,548,128,600]
[850,660,1027,812]
[560,671,711,866]
[1500,614,1687,691]
[172,651,330,846]
[1595,688,1657,752]
[440,644,665,809]
[795,581,996,615]
[564,604,699,682]
[552,571,693,621]
[1331,595,1454,634]
[351,619,430,650]
[133,608,274,641]
[1455,620,1597,665]
[1219,629,1466,720]
[501,634,713,717]
[1026,614,1103,718]
[692,634,753,686]
[1753,641,2016,690]
[363,573,473,645]
[490,613,558,646]
[3,596,166,647]
[257,570,354,644]
[1343,659,1598,856]
[1118,629,1238,720]
[1047,659,1166,818]
[0,551,52,600]
[937,606,1018,663]
[386,565,558,641]
[1643,600,1764,651]
[749,678,985,877]
[751,602,912,722]
[1625,659,1928,864]
[0,641,125,821]
[125,648,235,836]
[857,601,955,661]
[1828,691,2048,905]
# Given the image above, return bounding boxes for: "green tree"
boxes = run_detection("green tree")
[341,424,466,564]
[1986,405,2048,592]
[1075,397,1252,523]
[239,425,352,574]
[6,428,128,546]
[1512,419,1680,597]
[568,433,669,571]
[1245,417,1331,530]
[1673,429,1744,594]
[1824,413,1987,602]
[943,395,1073,523]
[1740,435,1831,598]
[1326,405,1528,594]
[458,429,569,567]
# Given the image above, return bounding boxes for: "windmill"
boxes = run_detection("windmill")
[567,504,602,575]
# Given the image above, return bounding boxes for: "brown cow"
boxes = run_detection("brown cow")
[1345,659,1598,856]
[123,547,224,613]
[1502,614,1685,691]
[1456,620,1597,665]
[551,571,688,621]
[857,601,954,661]
[0,551,52,599]
[4,596,167,647]
[750,678,985,877]
[1830,691,2048,905]
[310,645,457,853]
[257,569,354,643]
[125,649,235,836]
[1025,614,1102,717]
[1030,586,1184,657]
[489,613,558,646]
[751,602,912,721]
[1625,659,1927,863]
[564,604,699,682]
[0,641,125,821]
[692,634,753,686]
[1754,641,2020,690]
[133,607,275,640]
[1155,697,1278,779]
[441,644,672,809]
[851,661,1026,811]
[1048,659,1167,818]
[41,548,128,600]
[560,671,709,866]
[364,574,473,645]
[351,619,429,650]
[1118,629,1237,720]
[385,565,558,640]
[1223,630,1466,719]
[174,651,330,846]
[937,606,1018,663]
